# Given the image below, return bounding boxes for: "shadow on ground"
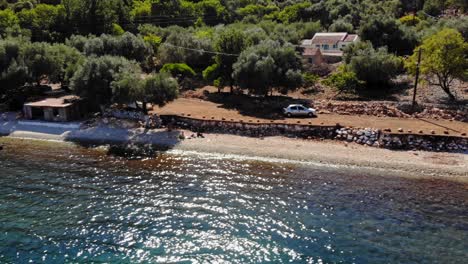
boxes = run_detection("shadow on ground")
[205,92,312,120]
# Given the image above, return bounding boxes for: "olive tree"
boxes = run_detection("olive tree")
[405,28,468,101]
[70,55,142,110]
[232,40,303,96]
[344,41,403,87]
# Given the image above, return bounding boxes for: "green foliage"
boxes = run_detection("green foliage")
[399,15,421,27]
[329,19,354,33]
[160,63,195,77]
[0,9,19,36]
[111,66,178,109]
[138,72,179,107]
[405,28,468,100]
[344,41,403,87]
[359,16,418,55]
[111,23,125,36]
[143,34,162,52]
[322,67,363,93]
[131,0,151,18]
[232,40,303,96]
[62,0,132,35]
[68,33,151,62]
[423,0,446,16]
[272,2,312,23]
[70,55,142,109]
[158,30,214,69]
[202,63,219,81]
[303,73,319,87]
[214,28,250,89]
[0,38,83,100]
[237,4,279,18]
[0,38,28,98]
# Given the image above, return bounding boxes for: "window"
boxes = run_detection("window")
[315,45,320,48]
[323,44,329,50]
[332,44,338,49]
[308,58,313,63]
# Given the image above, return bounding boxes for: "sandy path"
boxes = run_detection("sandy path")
[156,98,468,137]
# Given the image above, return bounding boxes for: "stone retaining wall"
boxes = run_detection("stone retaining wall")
[163,116,337,139]
[161,115,467,153]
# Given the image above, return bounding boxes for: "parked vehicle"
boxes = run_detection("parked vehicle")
[283,104,317,117]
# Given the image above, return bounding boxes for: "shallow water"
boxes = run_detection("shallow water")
[0,138,467,263]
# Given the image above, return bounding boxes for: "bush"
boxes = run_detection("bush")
[160,63,196,77]
[111,23,125,36]
[143,34,162,51]
[75,32,151,62]
[232,40,302,96]
[70,56,142,109]
[399,15,421,27]
[303,73,319,87]
[322,67,363,93]
[359,16,418,55]
[344,42,403,87]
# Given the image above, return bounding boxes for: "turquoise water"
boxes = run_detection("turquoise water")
[0,139,467,263]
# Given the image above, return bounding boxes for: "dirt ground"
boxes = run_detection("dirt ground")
[154,97,468,138]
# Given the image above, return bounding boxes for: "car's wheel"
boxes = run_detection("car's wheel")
[287,113,292,118]
[308,112,313,117]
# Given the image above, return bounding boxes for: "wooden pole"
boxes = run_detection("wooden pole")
[412,48,422,109]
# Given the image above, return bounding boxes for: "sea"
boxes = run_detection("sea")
[0,138,467,263]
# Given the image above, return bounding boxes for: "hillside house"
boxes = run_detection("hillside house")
[301,32,359,64]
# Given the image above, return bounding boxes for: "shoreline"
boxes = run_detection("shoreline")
[1,119,466,183]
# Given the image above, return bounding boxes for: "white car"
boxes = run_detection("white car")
[283,104,317,117]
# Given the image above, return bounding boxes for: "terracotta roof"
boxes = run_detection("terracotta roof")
[311,33,347,45]
[343,34,358,42]
[25,96,80,108]
[302,48,321,56]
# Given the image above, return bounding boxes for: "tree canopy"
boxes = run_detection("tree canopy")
[232,40,302,96]
[405,28,468,100]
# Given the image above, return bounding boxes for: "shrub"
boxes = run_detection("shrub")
[322,67,363,93]
[344,42,403,87]
[111,23,125,36]
[160,63,196,77]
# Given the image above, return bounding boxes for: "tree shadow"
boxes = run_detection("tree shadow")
[205,92,312,120]
[436,97,468,108]
[332,80,412,102]
[301,86,323,96]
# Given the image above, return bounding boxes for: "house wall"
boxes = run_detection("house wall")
[302,54,324,66]
[23,105,33,119]
[23,106,79,122]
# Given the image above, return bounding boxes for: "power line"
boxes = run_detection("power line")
[160,43,240,57]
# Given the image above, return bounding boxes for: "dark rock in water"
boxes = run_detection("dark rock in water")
[107,144,166,159]
[0,145,3,151]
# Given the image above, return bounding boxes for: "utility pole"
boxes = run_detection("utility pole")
[412,48,422,109]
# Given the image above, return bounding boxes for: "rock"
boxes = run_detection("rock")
[431,130,435,134]
[398,128,403,132]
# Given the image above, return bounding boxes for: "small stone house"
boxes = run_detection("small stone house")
[23,96,84,122]
[301,48,324,66]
